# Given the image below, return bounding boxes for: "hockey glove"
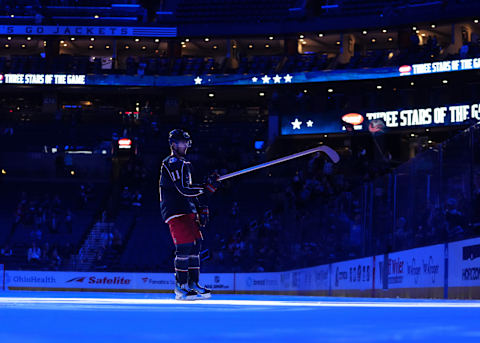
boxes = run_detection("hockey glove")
[203,172,221,194]
[196,205,209,228]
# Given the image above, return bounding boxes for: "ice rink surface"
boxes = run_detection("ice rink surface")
[1,291,480,343]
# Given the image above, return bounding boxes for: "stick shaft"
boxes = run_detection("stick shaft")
[217,146,339,181]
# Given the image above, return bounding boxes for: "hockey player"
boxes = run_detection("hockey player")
[159,129,219,300]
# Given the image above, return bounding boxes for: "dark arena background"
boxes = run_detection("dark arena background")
[1,0,480,342]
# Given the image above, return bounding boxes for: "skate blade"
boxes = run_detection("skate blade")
[195,293,212,300]
[174,289,198,300]
[175,294,198,301]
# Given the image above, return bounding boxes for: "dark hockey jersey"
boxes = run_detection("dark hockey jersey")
[159,154,204,223]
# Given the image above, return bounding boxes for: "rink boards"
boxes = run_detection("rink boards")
[2,237,479,299]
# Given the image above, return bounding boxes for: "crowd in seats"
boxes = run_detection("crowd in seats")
[200,143,385,272]
[1,97,479,274]
[0,181,108,270]
[2,38,478,77]
[203,124,480,272]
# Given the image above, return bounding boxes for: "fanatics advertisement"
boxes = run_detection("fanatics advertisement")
[448,237,480,287]
[331,257,373,291]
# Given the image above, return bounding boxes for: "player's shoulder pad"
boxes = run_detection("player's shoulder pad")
[165,155,185,166]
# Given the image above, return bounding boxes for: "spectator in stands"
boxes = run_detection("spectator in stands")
[101,228,113,248]
[0,244,13,261]
[138,60,147,76]
[65,209,73,233]
[77,246,87,266]
[445,198,465,240]
[34,206,43,230]
[131,190,142,215]
[49,212,58,233]
[112,229,123,252]
[94,245,107,270]
[79,185,88,207]
[50,247,62,269]
[53,194,62,210]
[121,187,131,207]
[41,242,50,264]
[101,210,108,223]
[61,243,74,264]
[29,227,42,241]
[27,242,41,264]
[393,217,410,250]
[460,43,469,58]
[349,214,362,256]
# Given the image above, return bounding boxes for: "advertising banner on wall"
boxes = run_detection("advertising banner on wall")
[234,264,330,293]
[381,244,444,289]
[448,237,480,287]
[330,257,373,294]
[4,271,236,292]
[4,238,480,298]
[280,264,330,292]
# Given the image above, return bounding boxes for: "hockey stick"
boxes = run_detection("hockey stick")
[217,145,340,182]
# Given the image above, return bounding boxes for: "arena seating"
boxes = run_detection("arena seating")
[0,180,109,270]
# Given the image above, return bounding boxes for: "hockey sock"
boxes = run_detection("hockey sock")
[175,243,193,285]
[188,241,201,283]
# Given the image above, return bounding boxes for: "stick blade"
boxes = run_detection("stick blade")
[317,145,340,163]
